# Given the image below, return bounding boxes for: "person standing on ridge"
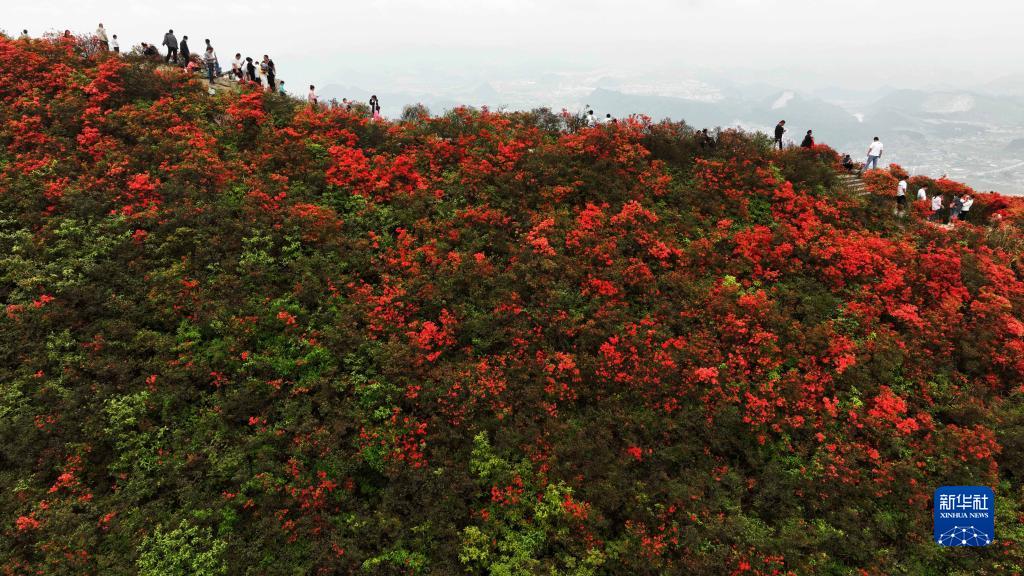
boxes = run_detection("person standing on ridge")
[370,95,381,119]
[19,30,29,40]
[96,23,109,51]
[896,178,908,216]
[277,80,286,95]
[111,35,120,54]
[163,30,178,64]
[264,56,276,92]
[860,137,884,173]
[245,57,257,83]
[801,130,814,148]
[180,36,190,66]
[960,194,974,222]
[232,53,243,81]
[700,128,716,150]
[949,194,964,223]
[204,39,218,74]
[203,46,218,83]
[308,85,319,107]
[774,120,786,150]
[253,58,263,87]
[930,192,944,222]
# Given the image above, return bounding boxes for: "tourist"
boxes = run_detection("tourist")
[370,95,381,119]
[111,34,119,54]
[860,137,884,173]
[842,154,855,172]
[278,80,286,95]
[930,193,944,222]
[960,195,974,222]
[245,57,257,83]
[96,23,109,51]
[700,128,716,150]
[259,56,269,87]
[19,30,29,40]
[308,85,318,107]
[162,29,178,64]
[263,56,276,91]
[801,130,814,148]
[203,47,218,83]
[896,178,908,215]
[950,194,964,223]
[180,36,190,66]
[232,53,243,81]
[917,186,927,201]
[774,120,786,150]
[205,40,218,74]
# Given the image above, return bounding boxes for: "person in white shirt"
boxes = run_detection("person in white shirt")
[896,179,908,216]
[232,54,243,81]
[308,85,318,107]
[111,35,119,54]
[930,193,944,222]
[860,137,884,174]
[95,23,109,51]
[917,187,927,201]
[203,47,218,83]
[960,195,974,222]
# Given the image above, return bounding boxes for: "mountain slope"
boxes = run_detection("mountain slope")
[3,35,1024,575]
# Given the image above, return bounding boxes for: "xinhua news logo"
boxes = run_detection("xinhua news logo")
[934,486,995,547]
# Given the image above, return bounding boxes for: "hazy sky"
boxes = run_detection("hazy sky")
[5,0,1023,95]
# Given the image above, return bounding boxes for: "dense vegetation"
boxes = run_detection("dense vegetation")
[3,34,1024,575]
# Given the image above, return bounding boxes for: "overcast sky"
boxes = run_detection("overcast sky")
[5,0,1022,96]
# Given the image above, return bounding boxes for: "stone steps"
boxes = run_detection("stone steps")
[836,172,869,197]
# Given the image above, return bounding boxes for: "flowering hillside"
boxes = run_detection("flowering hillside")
[4,35,1024,575]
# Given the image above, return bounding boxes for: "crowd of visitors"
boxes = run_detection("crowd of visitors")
[14,25,384,118]
[914,179,972,225]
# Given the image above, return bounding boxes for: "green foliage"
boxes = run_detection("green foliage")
[136,520,227,576]
[459,434,606,576]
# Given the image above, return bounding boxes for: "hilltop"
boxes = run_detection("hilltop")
[3,35,1024,575]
